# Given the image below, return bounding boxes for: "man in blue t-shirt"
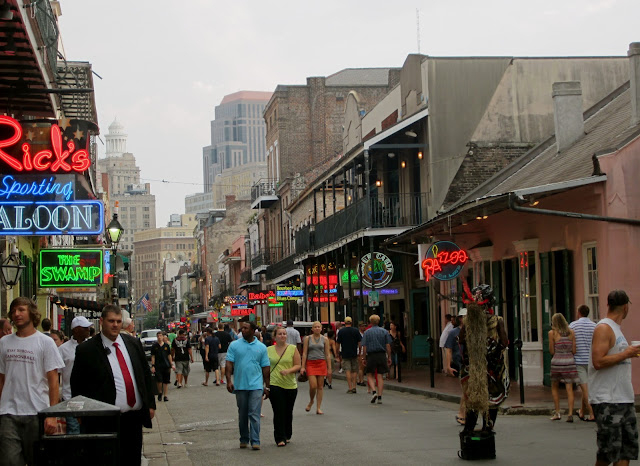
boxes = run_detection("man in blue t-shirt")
[203,328,220,386]
[225,321,270,450]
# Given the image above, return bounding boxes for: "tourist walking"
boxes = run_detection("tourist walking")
[361,314,392,404]
[300,321,331,414]
[569,304,597,422]
[336,316,361,393]
[151,331,174,401]
[268,327,301,446]
[171,329,193,388]
[225,321,270,450]
[549,313,580,422]
[590,290,639,466]
[388,321,405,380]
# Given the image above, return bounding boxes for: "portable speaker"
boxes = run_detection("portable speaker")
[458,430,496,460]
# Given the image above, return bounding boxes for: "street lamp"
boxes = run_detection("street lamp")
[105,211,124,305]
[1,244,25,289]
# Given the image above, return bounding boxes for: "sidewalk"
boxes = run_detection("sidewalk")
[333,366,557,415]
[142,396,192,466]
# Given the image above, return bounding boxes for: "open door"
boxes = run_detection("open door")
[540,252,552,387]
[410,288,430,363]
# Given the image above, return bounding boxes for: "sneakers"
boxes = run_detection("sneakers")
[240,443,248,449]
[157,394,162,401]
[347,388,356,394]
[252,445,261,450]
[338,368,344,374]
[376,396,382,404]
[163,396,169,402]
[370,392,377,404]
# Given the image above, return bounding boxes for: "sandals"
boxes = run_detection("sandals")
[456,416,465,425]
[550,412,561,421]
[566,415,573,423]
[277,441,286,447]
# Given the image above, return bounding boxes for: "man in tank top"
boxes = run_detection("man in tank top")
[589,289,639,466]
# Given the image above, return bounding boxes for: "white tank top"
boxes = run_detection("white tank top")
[588,318,634,404]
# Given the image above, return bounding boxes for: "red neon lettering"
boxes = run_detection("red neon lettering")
[0,116,91,172]
[421,258,443,282]
[33,150,52,170]
[0,116,24,171]
[21,143,32,170]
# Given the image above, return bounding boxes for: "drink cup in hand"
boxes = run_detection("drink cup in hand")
[631,341,640,355]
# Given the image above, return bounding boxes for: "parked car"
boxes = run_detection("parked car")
[140,329,161,359]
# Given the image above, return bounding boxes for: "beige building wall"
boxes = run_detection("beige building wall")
[134,225,197,310]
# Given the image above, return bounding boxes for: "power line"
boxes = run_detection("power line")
[139,177,253,188]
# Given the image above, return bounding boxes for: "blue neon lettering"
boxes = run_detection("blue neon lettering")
[0,175,73,201]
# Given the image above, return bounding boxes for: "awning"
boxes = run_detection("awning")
[50,295,107,320]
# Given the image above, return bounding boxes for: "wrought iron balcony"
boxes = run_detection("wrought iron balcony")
[251,247,282,272]
[251,179,279,209]
[296,192,428,252]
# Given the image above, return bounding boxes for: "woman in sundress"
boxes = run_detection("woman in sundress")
[549,313,580,422]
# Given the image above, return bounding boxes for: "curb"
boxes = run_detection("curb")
[331,373,555,416]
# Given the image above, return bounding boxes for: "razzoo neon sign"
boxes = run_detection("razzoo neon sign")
[421,241,469,282]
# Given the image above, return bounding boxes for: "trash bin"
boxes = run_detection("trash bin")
[34,395,121,466]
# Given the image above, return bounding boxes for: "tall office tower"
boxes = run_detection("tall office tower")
[202,91,272,208]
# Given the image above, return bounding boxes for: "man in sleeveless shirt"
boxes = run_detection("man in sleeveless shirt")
[589,290,639,466]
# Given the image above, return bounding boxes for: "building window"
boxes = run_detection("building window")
[519,251,538,342]
[583,242,599,320]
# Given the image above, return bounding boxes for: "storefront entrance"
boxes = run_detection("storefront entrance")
[410,289,430,362]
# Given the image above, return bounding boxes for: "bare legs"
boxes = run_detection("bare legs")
[346,370,356,391]
[551,380,575,417]
[306,376,325,414]
[578,383,594,420]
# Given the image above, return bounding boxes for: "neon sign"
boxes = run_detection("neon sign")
[421,241,469,282]
[39,249,103,287]
[0,116,90,173]
[230,308,256,317]
[354,288,399,296]
[0,175,74,201]
[0,200,103,235]
[360,252,394,288]
[249,291,276,304]
[339,269,360,285]
[276,285,303,301]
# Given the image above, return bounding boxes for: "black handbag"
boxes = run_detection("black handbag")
[458,430,496,460]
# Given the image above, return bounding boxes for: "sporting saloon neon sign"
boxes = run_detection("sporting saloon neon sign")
[0,116,90,172]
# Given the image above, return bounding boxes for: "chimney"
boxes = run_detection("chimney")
[552,81,584,152]
[629,42,640,126]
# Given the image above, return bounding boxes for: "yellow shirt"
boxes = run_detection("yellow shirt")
[268,344,297,390]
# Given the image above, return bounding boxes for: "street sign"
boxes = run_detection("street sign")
[368,290,380,307]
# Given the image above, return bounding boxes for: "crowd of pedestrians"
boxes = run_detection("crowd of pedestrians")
[0,287,638,464]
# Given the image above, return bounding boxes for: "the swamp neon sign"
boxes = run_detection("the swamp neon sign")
[39,249,103,287]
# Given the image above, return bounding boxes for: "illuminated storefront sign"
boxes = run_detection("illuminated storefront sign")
[339,268,360,285]
[276,285,303,301]
[230,307,256,317]
[353,288,399,296]
[421,241,469,282]
[225,295,247,304]
[0,201,103,235]
[0,116,101,236]
[360,252,394,288]
[39,249,103,287]
[0,116,90,173]
[249,290,275,304]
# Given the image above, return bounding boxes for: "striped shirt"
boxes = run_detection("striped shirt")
[569,317,596,365]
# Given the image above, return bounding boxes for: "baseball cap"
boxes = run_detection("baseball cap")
[607,290,631,307]
[458,308,467,316]
[71,316,93,330]
[344,316,353,323]
[286,320,294,326]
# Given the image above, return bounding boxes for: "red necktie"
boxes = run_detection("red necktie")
[113,342,136,407]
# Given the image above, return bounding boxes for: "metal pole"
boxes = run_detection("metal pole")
[427,336,435,388]
[112,248,119,306]
[515,339,525,404]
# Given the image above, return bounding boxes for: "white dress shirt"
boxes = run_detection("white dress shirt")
[58,338,79,401]
[100,333,143,412]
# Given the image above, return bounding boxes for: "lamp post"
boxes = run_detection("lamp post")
[105,211,124,306]
[1,243,26,289]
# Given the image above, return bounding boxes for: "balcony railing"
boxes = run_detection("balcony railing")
[266,254,296,281]
[240,268,253,284]
[32,0,60,78]
[296,193,428,252]
[251,247,282,270]
[251,179,278,203]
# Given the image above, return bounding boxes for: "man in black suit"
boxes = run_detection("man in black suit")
[71,304,156,465]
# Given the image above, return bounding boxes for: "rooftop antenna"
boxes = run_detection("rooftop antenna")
[416,8,421,54]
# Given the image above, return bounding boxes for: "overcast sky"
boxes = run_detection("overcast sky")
[58,0,639,227]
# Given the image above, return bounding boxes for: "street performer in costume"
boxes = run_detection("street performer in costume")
[458,284,509,432]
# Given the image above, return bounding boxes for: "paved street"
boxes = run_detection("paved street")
[146,363,604,465]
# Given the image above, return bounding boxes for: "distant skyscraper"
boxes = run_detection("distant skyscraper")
[202,91,272,208]
[97,119,156,252]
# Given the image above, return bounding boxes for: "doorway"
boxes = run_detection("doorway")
[410,289,430,362]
